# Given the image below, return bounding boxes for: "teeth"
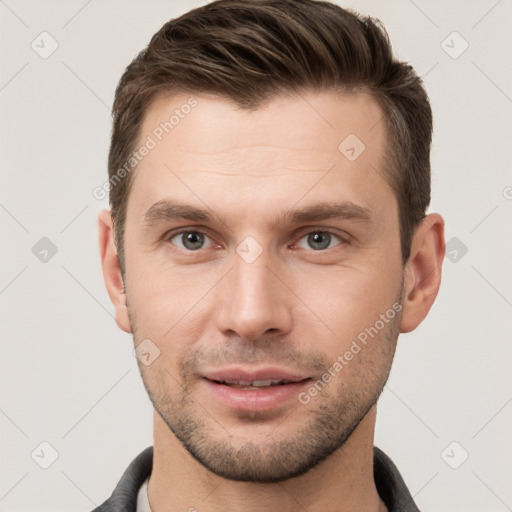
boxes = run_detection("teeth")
[252,379,278,387]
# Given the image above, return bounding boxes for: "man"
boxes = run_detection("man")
[95,0,445,510]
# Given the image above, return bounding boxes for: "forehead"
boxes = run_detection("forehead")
[126,89,392,225]
[140,89,385,159]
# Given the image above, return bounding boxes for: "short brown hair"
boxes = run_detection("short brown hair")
[108,0,432,272]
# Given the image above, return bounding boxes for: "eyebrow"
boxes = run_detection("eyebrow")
[143,199,373,228]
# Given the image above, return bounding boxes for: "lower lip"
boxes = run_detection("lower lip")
[203,378,310,412]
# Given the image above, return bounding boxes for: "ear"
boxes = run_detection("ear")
[400,213,445,333]
[98,209,132,333]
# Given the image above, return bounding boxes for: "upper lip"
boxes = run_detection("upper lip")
[202,367,310,384]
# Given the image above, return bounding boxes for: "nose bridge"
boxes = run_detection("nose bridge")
[215,245,292,340]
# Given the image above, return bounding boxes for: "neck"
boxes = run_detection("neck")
[147,406,387,512]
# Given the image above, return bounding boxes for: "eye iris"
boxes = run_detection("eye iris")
[182,232,204,250]
[308,232,331,250]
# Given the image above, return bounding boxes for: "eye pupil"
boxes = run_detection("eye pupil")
[308,232,331,250]
[183,232,204,250]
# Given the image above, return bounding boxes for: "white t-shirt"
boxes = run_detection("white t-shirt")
[136,476,152,512]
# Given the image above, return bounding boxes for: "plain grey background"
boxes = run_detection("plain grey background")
[1,1,511,510]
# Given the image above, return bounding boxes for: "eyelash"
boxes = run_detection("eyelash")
[164,228,349,253]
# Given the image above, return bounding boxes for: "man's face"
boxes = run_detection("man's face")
[122,90,404,482]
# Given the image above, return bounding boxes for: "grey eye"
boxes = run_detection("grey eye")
[297,231,341,251]
[171,231,210,251]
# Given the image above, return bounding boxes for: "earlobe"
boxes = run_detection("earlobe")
[400,213,445,333]
[98,209,132,333]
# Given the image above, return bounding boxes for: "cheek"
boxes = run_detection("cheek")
[293,262,402,352]
[125,253,220,344]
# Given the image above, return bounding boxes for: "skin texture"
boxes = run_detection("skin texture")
[98,90,445,512]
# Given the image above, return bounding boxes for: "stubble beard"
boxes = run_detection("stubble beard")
[130,318,399,482]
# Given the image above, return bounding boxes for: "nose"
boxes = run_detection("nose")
[214,250,293,342]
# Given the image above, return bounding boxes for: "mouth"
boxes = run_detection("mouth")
[201,368,312,412]
[208,378,302,390]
